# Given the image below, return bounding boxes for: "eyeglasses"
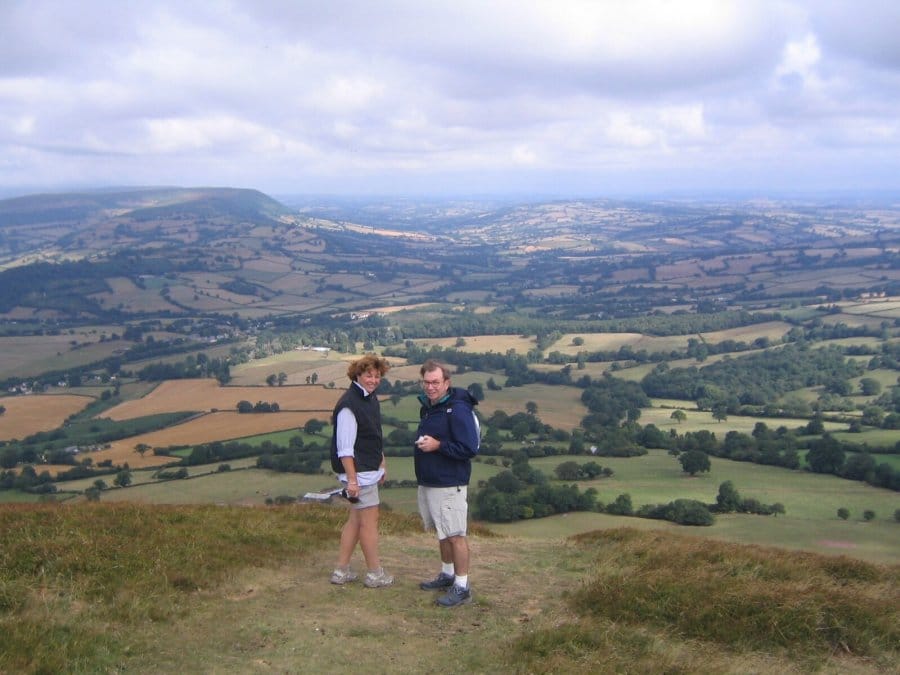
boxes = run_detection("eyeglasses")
[420,379,446,388]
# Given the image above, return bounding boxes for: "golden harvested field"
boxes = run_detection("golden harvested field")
[228,353,360,387]
[361,303,435,313]
[548,332,690,354]
[840,297,900,318]
[412,334,537,354]
[102,379,342,420]
[450,378,589,430]
[0,394,94,440]
[699,321,794,344]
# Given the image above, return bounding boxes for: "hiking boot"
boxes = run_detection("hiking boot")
[419,572,455,591]
[330,568,358,585]
[363,568,394,588]
[436,584,472,607]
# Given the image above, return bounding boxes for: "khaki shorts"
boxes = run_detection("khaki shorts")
[351,482,380,510]
[418,485,468,539]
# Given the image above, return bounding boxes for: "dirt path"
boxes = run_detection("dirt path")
[128,532,593,674]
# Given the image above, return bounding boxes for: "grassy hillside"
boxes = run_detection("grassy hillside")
[45,449,900,564]
[0,503,896,674]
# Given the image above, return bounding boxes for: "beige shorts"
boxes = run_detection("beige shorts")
[417,485,468,539]
[350,482,380,510]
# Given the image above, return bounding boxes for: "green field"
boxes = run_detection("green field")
[498,452,900,564]
[640,405,847,435]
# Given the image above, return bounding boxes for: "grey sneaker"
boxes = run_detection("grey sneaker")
[436,584,472,607]
[363,568,394,588]
[420,572,455,590]
[330,568,358,585]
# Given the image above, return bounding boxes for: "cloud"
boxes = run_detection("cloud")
[0,0,898,195]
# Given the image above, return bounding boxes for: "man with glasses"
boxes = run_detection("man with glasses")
[414,359,480,607]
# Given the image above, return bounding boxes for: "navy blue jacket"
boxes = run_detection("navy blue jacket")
[414,387,479,487]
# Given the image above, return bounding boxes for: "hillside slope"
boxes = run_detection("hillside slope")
[1,503,896,674]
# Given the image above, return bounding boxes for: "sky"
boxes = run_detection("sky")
[2,0,899,199]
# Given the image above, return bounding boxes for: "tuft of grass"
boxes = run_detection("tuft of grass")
[566,528,899,666]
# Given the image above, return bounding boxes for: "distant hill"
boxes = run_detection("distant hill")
[0,188,898,325]
[0,187,293,263]
[0,186,290,228]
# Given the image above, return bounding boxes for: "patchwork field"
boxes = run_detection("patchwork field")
[102,379,342,420]
[84,410,329,470]
[0,394,94,440]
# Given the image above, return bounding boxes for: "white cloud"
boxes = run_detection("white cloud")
[658,105,708,143]
[775,34,823,88]
[511,145,538,165]
[605,113,656,148]
[12,115,36,136]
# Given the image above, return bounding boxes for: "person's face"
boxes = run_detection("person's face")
[356,367,382,395]
[421,368,450,404]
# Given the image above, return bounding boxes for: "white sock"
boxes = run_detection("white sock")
[454,574,468,589]
[442,562,455,576]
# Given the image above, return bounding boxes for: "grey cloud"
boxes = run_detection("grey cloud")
[0,0,898,195]
[811,2,900,69]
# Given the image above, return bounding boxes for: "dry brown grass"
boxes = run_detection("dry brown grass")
[0,394,93,441]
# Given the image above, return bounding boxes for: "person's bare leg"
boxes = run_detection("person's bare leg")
[356,506,382,570]
[439,538,454,567]
[336,508,361,567]
[447,535,469,576]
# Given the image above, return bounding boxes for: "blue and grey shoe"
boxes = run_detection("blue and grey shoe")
[420,572,455,590]
[436,584,472,607]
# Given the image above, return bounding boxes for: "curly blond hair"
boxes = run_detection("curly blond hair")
[346,354,391,381]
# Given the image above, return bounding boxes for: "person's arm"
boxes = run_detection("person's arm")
[440,406,479,460]
[335,408,360,496]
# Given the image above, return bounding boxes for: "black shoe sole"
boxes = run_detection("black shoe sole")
[420,582,454,590]
[436,593,472,607]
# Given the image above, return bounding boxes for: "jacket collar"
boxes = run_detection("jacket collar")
[418,390,452,408]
